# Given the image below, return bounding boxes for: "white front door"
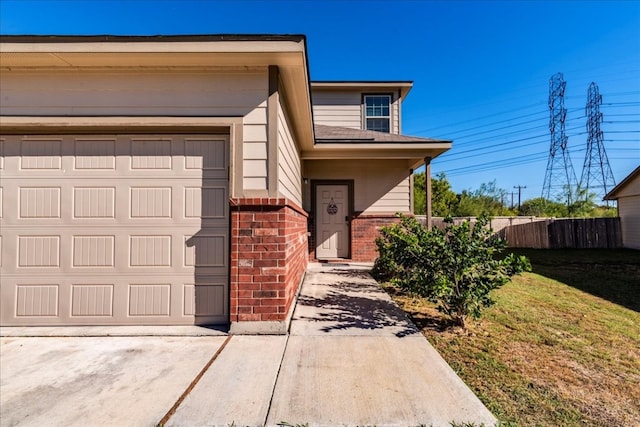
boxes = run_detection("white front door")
[316,184,349,259]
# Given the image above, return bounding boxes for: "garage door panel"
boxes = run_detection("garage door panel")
[0,134,229,326]
[2,277,220,325]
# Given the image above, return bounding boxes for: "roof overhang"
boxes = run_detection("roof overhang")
[311,81,413,99]
[0,35,314,149]
[604,165,640,200]
[302,144,451,169]
[306,124,452,168]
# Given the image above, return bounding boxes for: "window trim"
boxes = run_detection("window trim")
[363,94,392,133]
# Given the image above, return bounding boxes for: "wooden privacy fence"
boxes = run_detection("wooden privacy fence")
[499,217,622,249]
[416,215,622,249]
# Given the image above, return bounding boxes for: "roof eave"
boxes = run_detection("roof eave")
[301,143,451,168]
[0,35,315,150]
[310,81,414,99]
[604,165,640,200]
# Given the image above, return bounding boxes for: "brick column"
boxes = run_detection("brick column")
[351,213,403,262]
[229,197,308,334]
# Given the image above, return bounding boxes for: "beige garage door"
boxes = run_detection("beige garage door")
[0,134,229,326]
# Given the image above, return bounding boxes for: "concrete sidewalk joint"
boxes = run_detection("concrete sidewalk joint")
[0,263,497,427]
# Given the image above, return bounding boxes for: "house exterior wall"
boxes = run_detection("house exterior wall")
[619,195,640,249]
[1,66,311,330]
[607,171,640,250]
[351,215,403,261]
[304,159,411,262]
[277,98,303,205]
[303,159,411,214]
[613,173,640,198]
[311,89,400,134]
[1,69,270,192]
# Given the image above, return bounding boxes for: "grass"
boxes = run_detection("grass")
[382,249,640,426]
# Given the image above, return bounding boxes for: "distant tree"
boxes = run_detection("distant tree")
[591,205,618,218]
[519,197,567,217]
[431,172,458,216]
[454,181,515,217]
[414,172,426,215]
[413,172,458,216]
[518,193,617,218]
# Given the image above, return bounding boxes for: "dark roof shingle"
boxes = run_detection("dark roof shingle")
[314,124,449,144]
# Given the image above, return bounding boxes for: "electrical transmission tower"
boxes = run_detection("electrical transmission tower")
[542,72,578,205]
[579,82,616,204]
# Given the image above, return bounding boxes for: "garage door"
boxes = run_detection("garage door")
[0,134,229,326]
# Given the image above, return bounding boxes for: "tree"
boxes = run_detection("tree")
[518,192,617,218]
[518,197,567,217]
[431,172,458,216]
[413,171,426,215]
[372,214,531,328]
[413,171,458,216]
[454,181,515,217]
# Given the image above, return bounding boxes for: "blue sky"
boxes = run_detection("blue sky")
[1,0,638,203]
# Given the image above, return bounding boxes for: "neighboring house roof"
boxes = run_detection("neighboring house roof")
[604,165,640,200]
[314,124,448,144]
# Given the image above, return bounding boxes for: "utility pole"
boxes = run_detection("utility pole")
[513,185,526,210]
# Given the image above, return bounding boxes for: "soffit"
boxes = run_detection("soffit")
[301,145,450,169]
[311,81,413,99]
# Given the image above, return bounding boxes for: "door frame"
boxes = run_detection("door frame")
[311,179,354,259]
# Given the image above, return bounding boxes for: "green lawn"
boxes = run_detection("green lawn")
[383,249,640,426]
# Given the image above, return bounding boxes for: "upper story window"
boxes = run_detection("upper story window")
[364,95,391,133]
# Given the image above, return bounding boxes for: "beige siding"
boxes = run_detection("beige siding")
[311,90,400,134]
[277,100,302,205]
[1,69,270,191]
[391,96,400,134]
[619,195,640,249]
[304,159,410,214]
[614,174,640,198]
[311,91,362,129]
[243,101,269,190]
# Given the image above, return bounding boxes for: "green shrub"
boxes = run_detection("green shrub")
[372,214,531,328]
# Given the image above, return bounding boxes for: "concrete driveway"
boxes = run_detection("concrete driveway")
[1,264,496,427]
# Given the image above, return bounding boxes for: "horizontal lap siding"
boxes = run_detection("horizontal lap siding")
[619,196,640,249]
[392,97,400,134]
[1,69,270,191]
[243,101,269,191]
[1,70,268,116]
[304,160,410,214]
[311,90,401,134]
[277,100,302,205]
[311,91,362,129]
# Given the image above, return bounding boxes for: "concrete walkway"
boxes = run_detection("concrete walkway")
[1,264,496,427]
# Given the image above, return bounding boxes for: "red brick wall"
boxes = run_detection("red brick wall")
[229,198,308,323]
[351,214,402,262]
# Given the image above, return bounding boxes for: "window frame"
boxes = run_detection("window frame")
[363,94,392,133]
